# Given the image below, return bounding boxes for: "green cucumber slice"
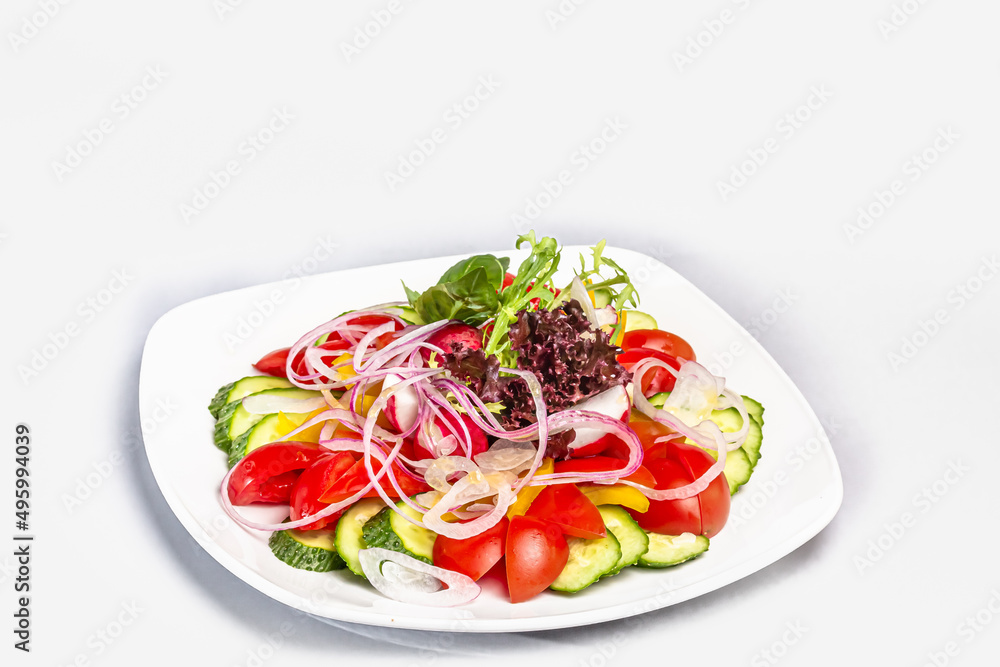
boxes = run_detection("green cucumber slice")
[227,408,313,467]
[215,387,319,454]
[621,310,657,333]
[362,500,436,564]
[637,532,709,568]
[208,376,292,418]
[550,530,621,593]
[335,499,387,577]
[743,416,764,467]
[269,524,346,572]
[597,505,649,575]
[592,288,613,308]
[742,395,764,428]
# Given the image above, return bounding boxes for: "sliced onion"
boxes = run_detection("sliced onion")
[474,440,536,475]
[424,457,480,494]
[569,276,600,327]
[241,393,328,415]
[358,548,480,607]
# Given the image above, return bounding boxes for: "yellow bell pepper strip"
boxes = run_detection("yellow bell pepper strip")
[507,458,555,517]
[275,408,329,444]
[577,484,650,513]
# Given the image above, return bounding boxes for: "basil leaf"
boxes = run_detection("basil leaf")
[437,254,507,292]
[414,266,499,325]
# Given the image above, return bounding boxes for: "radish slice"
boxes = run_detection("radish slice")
[566,385,629,452]
[241,394,328,415]
[383,373,419,431]
[594,305,618,327]
[358,548,481,607]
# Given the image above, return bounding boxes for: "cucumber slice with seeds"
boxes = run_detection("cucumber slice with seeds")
[335,499,387,578]
[215,387,318,454]
[597,505,649,575]
[227,409,313,467]
[637,532,709,568]
[269,523,346,572]
[550,530,621,593]
[208,376,292,418]
[362,500,436,564]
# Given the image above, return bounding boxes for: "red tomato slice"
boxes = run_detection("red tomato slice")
[620,329,696,362]
[317,455,430,504]
[253,347,292,378]
[432,517,509,581]
[629,418,680,455]
[553,456,657,488]
[627,440,730,538]
[290,452,357,530]
[525,484,606,539]
[227,441,325,505]
[617,349,681,395]
[505,515,569,603]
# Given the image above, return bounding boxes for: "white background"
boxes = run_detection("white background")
[2,1,999,665]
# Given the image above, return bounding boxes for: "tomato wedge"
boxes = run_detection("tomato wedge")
[290,452,357,530]
[553,456,656,488]
[227,441,325,505]
[505,515,569,603]
[617,348,682,395]
[620,329,696,362]
[433,517,509,581]
[525,484,606,539]
[317,455,430,504]
[629,440,730,538]
[252,347,292,378]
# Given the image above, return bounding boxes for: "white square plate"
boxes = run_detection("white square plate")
[139,245,842,633]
